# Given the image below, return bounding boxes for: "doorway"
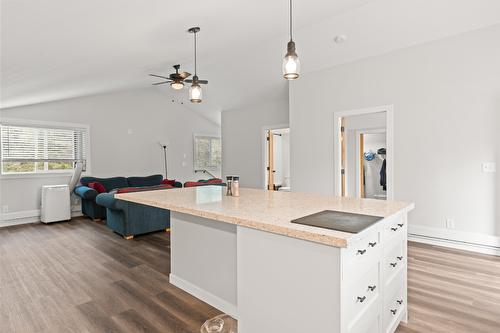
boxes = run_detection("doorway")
[264,127,290,191]
[357,129,387,200]
[334,106,394,200]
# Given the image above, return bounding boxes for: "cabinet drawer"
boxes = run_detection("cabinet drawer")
[343,261,380,329]
[382,242,405,285]
[383,286,406,333]
[343,230,381,277]
[381,214,406,245]
[348,304,380,333]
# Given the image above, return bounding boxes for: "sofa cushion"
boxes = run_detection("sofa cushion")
[127,174,163,187]
[81,176,128,192]
[88,181,106,193]
[116,184,173,194]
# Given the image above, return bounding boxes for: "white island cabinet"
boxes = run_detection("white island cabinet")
[116,186,414,333]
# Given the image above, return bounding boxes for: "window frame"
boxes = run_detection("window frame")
[0,118,91,179]
[193,133,221,172]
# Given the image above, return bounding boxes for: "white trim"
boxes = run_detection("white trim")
[0,207,82,227]
[409,224,500,256]
[260,123,290,189]
[169,273,238,319]
[333,105,394,199]
[0,171,75,180]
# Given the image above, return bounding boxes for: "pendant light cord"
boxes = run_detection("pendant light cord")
[194,32,197,76]
[289,0,293,41]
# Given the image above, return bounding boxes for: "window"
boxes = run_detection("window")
[194,135,221,170]
[0,122,88,175]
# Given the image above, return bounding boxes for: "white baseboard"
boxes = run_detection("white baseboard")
[0,207,82,228]
[409,224,500,256]
[169,273,238,319]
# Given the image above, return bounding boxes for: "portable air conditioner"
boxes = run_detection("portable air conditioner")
[41,185,71,223]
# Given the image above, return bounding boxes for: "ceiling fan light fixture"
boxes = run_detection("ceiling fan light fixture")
[170,81,184,90]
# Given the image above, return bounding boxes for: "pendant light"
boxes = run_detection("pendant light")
[188,27,203,103]
[282,0,300,80]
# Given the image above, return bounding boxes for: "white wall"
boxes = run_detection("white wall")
[222,99,289,188]
[290,26,500,242]
[0,88,220,224]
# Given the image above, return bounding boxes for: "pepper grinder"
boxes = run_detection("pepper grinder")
[226,176,233,196]
[231,176,240,197]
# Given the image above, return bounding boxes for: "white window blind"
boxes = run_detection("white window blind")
[0,124,88,174]
[194,135,221,170]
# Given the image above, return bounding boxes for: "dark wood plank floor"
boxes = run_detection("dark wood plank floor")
[0,218,221,333]
[1,218,500,332]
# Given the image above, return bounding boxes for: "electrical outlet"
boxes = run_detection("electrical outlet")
[482,162,496,173]
[446,218,455,229]
[2,205,8,213]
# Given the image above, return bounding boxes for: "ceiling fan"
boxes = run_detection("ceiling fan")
[149,64,192,90]
[149,27,208,103]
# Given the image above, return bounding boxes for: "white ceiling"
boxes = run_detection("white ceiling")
[1,0,500,124]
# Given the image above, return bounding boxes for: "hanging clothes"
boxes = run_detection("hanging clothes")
[380,159,386,191]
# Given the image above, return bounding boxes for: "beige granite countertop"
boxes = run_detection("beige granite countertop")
[116,186,414,248]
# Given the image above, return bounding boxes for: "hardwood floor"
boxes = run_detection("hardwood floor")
[1,218,499,332]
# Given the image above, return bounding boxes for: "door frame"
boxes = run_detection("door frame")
[333,105,394,200]
[261,124,289,190]
[355,128,387,198]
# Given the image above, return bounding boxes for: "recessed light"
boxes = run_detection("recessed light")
[334,35,347,44]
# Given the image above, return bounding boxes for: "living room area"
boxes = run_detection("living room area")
[1,1,500,333]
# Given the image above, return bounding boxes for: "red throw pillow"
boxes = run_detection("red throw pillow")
[161,179,176,186]
[88,181,106,193]
[207,178,222,184]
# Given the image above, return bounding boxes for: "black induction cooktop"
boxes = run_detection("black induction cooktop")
[291,210,383,234]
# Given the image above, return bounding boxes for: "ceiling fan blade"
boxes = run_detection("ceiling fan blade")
[179,72,191,79]
[149,74,170,80]
[152,81,170,85]
[185,79,209,84]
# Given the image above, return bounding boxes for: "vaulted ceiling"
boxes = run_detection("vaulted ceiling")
[1,0,500,124]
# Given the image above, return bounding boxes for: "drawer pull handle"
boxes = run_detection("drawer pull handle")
[357,296,366,303]
[397,299,403,305]
[397,223,404,227]
[391,227,398,231]
[390,262,398,268]
[368,285,377,292]
[357,249,367,255]
[397,256,403,261]
[368,242,377,247]
[390,309,397,315]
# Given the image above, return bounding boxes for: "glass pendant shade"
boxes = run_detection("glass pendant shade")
[170,81,184,90]
[283,40,300,80]
[189,83,202,103]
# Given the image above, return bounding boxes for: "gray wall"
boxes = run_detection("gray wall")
[290,26,500,241]
[222,99,289,188]
[0,88,220,222]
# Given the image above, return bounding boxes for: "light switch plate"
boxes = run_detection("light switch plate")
[482,162,496,173]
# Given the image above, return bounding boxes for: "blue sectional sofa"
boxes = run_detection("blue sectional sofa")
[74,174,181,220]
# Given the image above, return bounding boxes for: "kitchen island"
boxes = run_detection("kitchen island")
[116,186,414,333]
